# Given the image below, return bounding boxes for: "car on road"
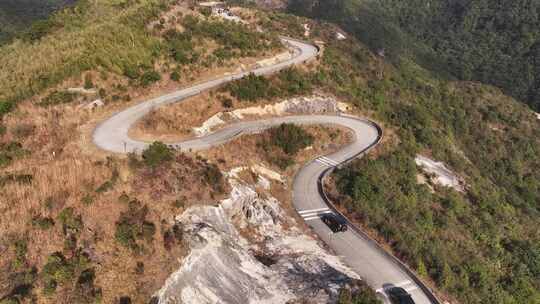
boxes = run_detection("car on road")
[321,213,347,233]
[387,287,415,304]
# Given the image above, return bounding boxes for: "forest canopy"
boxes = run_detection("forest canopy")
[288,0,540,111]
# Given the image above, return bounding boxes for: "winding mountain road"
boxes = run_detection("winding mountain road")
[93,37,438,304]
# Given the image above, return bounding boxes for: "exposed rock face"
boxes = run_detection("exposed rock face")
[415,155,465,192]
[155,170,360,304]
[193,95,350,136]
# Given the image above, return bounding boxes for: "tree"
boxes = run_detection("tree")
[142,142,173,168]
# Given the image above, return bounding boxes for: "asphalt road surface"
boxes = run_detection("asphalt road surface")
[93,37,438,304]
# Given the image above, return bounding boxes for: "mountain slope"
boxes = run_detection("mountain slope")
[0,0,76,45]
[288,0,540,111]
[237,9,540,303]
[0,1,538,304]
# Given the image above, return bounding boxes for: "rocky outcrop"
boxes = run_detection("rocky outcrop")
[155,169,360,304]
[193,95,350,136]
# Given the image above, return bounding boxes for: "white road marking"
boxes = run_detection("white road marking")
[315,156,339,167]
[300,210,332,217]
[299,208,333,221]
[298,207,329,214]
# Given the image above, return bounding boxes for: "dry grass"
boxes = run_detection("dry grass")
[0,75,231,304]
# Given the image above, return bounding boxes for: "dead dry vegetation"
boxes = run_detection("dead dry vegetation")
[0,115,229,303]
[0,5,284,304]
[0,88,352,303]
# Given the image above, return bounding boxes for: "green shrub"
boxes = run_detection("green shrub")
[267,123,314,155]
[0,141,29,167]
[202,163,224,192]
[213,47,234,61]
[0,297,20,304]
[0,101,14,116]
[81,194,94,206]
[41,252,75,294]
[31,216,55,230]
[115,221,138,250]
[22,19,57,42]
[0,174,33,187]
[12,239,27,269]
[170,70,181,81]
[39,90,78,106]
[166,33,197,64]
[199,7,212,17]
[225,69,312,102]
[142,141,173,167]
[114,201,155,251]
[226,73,273,101]
[139,70,161,87]
[221,97,233,108]
[57,207,83,235]
[123,64,140,79]
[0,142,29,167]
[278,68,312,95]
[83,74,93,89]
[95,180,114,193]
[337,281,381,304]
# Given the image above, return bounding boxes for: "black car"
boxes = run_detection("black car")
[321,213,348,233]
[387,287,415,304]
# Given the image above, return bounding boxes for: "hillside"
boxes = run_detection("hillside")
[288,0,540,112]
[0,0,76,45]
[0,0,539,304]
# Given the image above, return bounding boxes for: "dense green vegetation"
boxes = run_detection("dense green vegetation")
[225,68,312,101]
[288,0,540,111]
[0,0,169,118]
[0,141,29,167]
[41,251,100,300]
[315,34,540,303]
[115,200,156,252]
[258,123,314,169]
[267,123,314,155]
[0,0,76,45]
[0,0,279,121]
[142,141,173,168]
